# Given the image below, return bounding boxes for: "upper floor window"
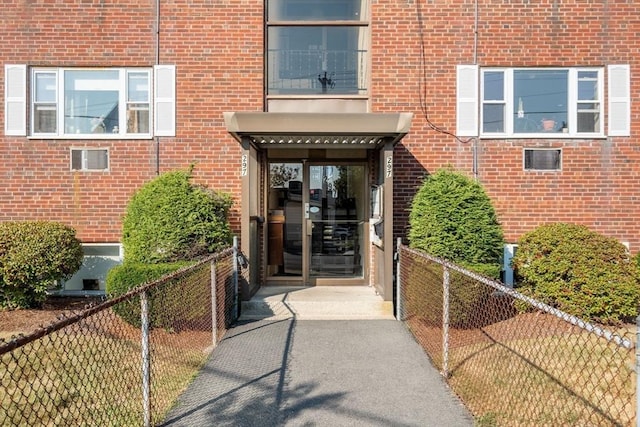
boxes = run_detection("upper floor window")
[456,65,630,138]
[266,0,369,96]
[482,68,603,137]
[32,68,150,137]
[4,64,175,138]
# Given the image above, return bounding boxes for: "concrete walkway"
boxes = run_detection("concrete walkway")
[160,287,473,427]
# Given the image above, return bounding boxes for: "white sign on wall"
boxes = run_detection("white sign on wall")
[241,154,248,176]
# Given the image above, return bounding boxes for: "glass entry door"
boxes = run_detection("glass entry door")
[267,162,365,283]
[308,165,364,278]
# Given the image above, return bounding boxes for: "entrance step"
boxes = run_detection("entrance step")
[240,286,395,320]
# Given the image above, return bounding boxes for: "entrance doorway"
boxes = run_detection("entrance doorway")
[267,162,366,285]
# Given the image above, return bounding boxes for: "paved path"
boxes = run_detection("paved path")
[160,319,473,426]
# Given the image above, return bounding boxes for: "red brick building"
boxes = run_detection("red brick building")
[1,0,637,299]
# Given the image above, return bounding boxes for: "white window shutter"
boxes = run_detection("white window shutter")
[608,64,630,136]
[154,65,176,137]
[456,65,479,137]
[4,64,27,136]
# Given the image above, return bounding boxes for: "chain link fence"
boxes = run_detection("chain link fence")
[1,247,238,427]
[397,242,637,427]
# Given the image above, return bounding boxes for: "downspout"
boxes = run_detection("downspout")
[155,0,161,175]
[472,0,479,180]
[473,0,478,65]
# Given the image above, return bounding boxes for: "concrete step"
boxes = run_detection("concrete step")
[240,286,395,320]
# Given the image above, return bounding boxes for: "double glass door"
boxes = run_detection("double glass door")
[267,162,365,284]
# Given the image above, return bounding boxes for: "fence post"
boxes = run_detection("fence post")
[396,238,402,321]
[211,260,218,348]
[140,291,151,427]
[442,266,450,379]
[233,236,240,321]
[636,315,640,427]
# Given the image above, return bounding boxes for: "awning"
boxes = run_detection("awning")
[223,112,413,149]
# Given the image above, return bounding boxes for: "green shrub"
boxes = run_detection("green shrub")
[408,169,504,275]
[122,168,233,264]
[407,169,504,327]
[512,223,639,324]
[0,221,83,309]
[106,262,192,327]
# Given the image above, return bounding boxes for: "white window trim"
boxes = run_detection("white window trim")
[480,67,605,139]
[4,64,27,136]
[32,69,58,137]
[29,67,154,139]
[608,64,631,136]
[154,64,176,137]
[82,243,124,258]
[70,147,110,172]
[59,243,123,294]
[456,64,479,137]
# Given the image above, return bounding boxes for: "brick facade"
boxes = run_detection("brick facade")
[1,0,639,254]
[371,0,640,250]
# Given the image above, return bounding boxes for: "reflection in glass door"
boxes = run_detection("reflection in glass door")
[267,163,303,277]
[309,165,364,278]
[267,162,365,281]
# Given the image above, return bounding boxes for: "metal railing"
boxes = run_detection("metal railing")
[0,246,239,427]
[397,241,637,427]
[267,49,367,94]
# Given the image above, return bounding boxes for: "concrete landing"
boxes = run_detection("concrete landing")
[240,286,395,320]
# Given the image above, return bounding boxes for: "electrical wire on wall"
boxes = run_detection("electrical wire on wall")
[414,0,475,145]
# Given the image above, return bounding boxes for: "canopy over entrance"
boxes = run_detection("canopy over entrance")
[223,112,412,149]
[224,111,412,301]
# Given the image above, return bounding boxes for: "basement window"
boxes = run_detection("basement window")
[60,244,123,293]
[523,148,561,171]
[71,148,109,171]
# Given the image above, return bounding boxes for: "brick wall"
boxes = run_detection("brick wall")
[2,0,640,254]
[372,0,640,252]
[0,0,264,242]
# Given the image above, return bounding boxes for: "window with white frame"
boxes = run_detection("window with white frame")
[60,244,123,292]
[456,65,630,138]
[4,65,176,138]
[482,68,603,137]
[33,69,150,137]
[71,148,109,171]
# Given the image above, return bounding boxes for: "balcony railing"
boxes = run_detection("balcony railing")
[267,49,367,95]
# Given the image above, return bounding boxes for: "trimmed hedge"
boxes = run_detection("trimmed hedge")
[0,221,83,309]
[408,169,504,275]
[122,168,233,264]
[408,168,504,286]
[512,223,639,324]
[407,169,504,328]
[106,262,193,327]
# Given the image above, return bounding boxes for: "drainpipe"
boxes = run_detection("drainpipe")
[473,0,478,65]
[472,0,479,180]
[155,0,161,175]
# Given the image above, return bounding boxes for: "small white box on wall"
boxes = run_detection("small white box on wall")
[502,244,518,287]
